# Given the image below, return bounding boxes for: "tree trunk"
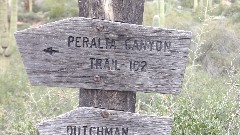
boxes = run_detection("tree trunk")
[5,0,18,56]
[0,0,9,50]
[78,0,145,113]
[29,0,32,12]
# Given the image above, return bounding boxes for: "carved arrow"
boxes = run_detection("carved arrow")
[43,47,59,55]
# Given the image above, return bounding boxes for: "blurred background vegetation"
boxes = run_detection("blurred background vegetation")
[0,0,239,134]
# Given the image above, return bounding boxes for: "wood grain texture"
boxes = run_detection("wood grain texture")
[37,107,172,135]
[15,17,191,94]
[78,0,145,112]
[78,0,145,24]
[79,90,136,112]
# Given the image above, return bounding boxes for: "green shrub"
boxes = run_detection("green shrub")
[180,0,194,9]
[0,51,79,134]
[48,6,65,19]
[18,12,44,23]
[223,3,240,17]
[137,69,240,134]
[195,22,240,75]
[210,4,226,16]
[41,0,78,20]
[232,13,240,23]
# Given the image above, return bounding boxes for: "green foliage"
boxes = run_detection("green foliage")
[165,10,193,30]
[42,0,78,20]
[137,69,240,134]
[166,0,173,14]
[232,12,240,23]
[159,0,165,26]
[18,12,44,22]
[213,0,220,4]
[140,5,240,134]
[222,3,240,24]
[0,52,78,134]
[223,3,240,16]
[210,3,227,16]
[143,1,158,26]
[180,0,194,8]
[145,0,165,27]
[210,2,240,17]
[194,21,240,75]
[48,6,65,19]
[42,0,66,19]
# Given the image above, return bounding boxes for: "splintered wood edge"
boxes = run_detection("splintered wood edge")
[15,17,192,38]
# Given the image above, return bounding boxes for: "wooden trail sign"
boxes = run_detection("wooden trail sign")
[37,107,172,135]
[15,17,191,94]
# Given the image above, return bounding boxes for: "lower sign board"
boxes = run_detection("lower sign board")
[15,17,191,94]
[37,107,172,135]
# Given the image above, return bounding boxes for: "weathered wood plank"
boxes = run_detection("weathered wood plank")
[15,17,191,94]
[37,107,172,135]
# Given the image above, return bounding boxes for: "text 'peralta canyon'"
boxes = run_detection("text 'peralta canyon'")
[67,36,171,52]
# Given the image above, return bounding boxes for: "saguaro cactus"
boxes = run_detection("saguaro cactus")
[159,0,165,27]
[10,0,18,34]
[166,0,173,14]
[0,34,3,55]
[0,0,9,52]
[194,0,198,12]
[209,0,213,9]
[152,15,161,27]
[5,0,18,57]
[29,0,32,12]
[152,0,165,27]
[199,0,204,10]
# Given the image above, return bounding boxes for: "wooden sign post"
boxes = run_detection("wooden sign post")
[78,0,146,113]
[15,0,192,134]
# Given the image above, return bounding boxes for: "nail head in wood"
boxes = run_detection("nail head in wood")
[96,24,104,31]
[94,75,101,82]
[101,110,109,118]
